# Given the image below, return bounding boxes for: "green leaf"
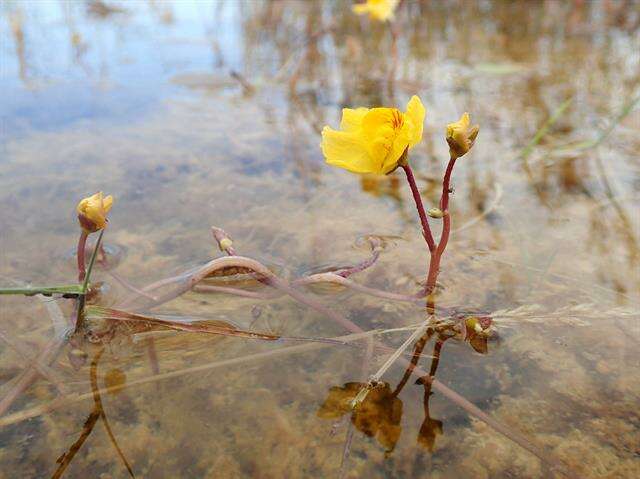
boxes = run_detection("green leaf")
[0,285,84,296]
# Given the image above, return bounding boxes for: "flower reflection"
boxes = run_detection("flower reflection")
[319,316,493,455]
[463,316,492,354]
[417,410,443,452]
[352,0,400,22]
[317,381,403,452]
[360,173,401,199]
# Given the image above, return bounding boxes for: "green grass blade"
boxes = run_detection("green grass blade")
[519,97,573,161]
[0,285,83,296]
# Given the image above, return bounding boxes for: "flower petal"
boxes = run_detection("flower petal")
[321,127,375,174]
[405,95,425,148]
[340,107,369,132]
[384,123,411,173]
[103,195,113,214]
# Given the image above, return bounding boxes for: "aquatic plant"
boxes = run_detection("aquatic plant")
[76,191,113,282]
[322,96,478,296]
[0,110,579,478]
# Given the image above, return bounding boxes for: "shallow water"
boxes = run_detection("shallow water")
[1,1,639,478]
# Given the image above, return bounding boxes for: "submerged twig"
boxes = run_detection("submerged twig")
[0,331,69,395]
[294,272,423,303]
[0,335,67,417]
[88,306,351,347]
[51,408,100,479]
[0,330,378,427]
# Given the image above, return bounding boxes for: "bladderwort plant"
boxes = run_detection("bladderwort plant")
[321,96,479,304]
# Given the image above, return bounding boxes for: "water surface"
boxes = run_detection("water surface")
[1,1,639,478]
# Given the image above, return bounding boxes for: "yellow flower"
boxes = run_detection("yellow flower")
[352,0,399,21]
[77,191,113,233]
[322,95,426,175]
[446,113,479,159]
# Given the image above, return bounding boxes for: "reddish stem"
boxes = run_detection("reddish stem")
[336,246,380,278]
[401,164,436,252]
[425,253,440,295]
[440,157,457,211]
[77,230,89,283]
[424,157,457,295]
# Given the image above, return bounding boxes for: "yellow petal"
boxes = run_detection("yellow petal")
[321,127,376,174]
[461,112,470,127]
[383,122,411,173]
[77,191,113,232]
[103,195,113,214]
[340,107,369,131]
[446,112,469,140]
[361,108,398,143]
[446,112,478,159]
[362,107,411,173]
[405,95,425,148]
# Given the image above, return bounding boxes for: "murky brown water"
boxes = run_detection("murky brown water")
[1,1,639,478]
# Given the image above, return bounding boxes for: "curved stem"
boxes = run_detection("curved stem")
[336,247,380,278]
[193,284,281,300]
[425,157,457,294]
[439,157,457,212]
[401,164,436,252]
[294,273,423,303]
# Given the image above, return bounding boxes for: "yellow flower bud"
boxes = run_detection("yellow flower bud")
[352,0,399,22]
[77,191,113,233]
[321,95,426,175]
[446,113,479,159]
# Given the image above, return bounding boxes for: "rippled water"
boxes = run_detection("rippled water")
[1,1,639,478]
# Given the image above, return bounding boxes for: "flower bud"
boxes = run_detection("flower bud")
[446,113,479,159]
[77,192,113,233]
